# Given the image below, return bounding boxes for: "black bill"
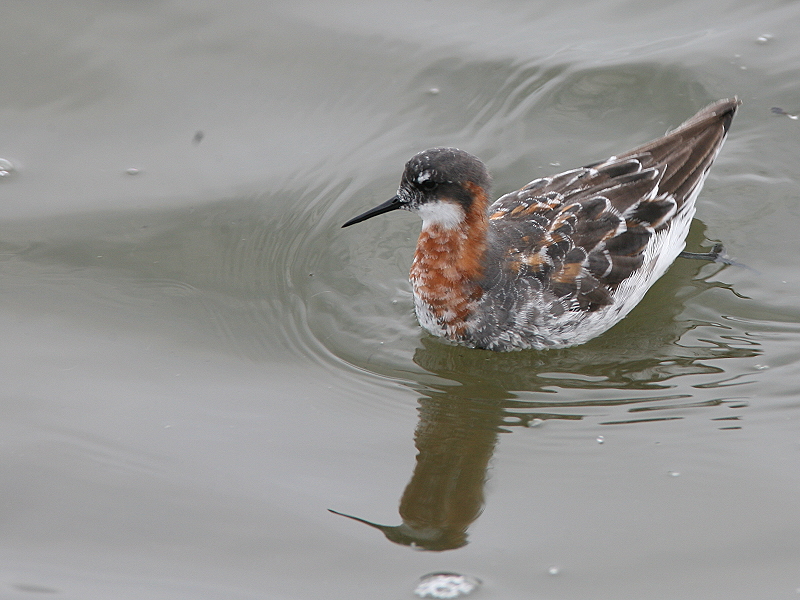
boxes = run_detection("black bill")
[342,195,403,228]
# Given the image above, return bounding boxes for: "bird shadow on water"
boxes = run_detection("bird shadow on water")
[330,221,759,551]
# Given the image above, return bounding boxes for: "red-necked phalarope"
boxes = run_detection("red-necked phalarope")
[343,98,740,351]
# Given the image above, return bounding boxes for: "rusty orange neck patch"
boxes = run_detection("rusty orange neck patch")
[409,183,489,338]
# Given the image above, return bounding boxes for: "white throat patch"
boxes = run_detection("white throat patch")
[417,201,465,229]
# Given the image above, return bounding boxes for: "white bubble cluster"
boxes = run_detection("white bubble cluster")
[414,573,481,599]
[0,158,15,178]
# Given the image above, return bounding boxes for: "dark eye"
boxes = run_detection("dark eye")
[419,179,437,191]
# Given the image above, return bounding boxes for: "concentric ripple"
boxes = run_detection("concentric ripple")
[2,57,773,424]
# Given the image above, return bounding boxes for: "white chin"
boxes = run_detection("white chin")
[417,201,465,229]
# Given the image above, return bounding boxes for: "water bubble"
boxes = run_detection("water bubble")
[125,167,141,175]
[0,158,16,178]
[548,566,560,576]
[668,471,681,477]
[754,364,769,370]
[527,418,544,428]
[414,573,481,599]
[596,435,605,444]
[756,33,773,44]
[428,87,440,95]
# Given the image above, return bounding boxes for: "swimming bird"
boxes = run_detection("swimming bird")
[343,98,739,351]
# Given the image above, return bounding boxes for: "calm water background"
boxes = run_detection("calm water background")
[2,1,799,598]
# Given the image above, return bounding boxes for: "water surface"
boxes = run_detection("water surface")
[2,1,799,598]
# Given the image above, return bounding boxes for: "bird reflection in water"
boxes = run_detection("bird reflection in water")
[331,386,507,550]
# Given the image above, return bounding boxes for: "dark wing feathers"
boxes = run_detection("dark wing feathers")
[487,98,739,310]
[626,197,676,228]
[617,97,738,209]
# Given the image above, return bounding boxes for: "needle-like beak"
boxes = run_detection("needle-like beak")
[342,195,403,228]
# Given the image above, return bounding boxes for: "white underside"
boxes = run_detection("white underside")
[414,294,448,338]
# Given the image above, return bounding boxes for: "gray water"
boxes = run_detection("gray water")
[2,1,799,599]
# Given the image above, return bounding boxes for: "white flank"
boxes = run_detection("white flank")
[573,191,700,346]
[417,201,465,229]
